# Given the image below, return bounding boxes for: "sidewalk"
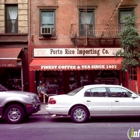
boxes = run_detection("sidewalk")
[34,103,49,116]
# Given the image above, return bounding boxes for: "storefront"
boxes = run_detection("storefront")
[0,47,28,91]
[29,47,127,94]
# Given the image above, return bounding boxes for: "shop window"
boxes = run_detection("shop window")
[0,68,21,90]
[94,70,119,85]
[119,8,134,32]
[79,9,94,37]
[36,71,60,94]
[69,71,78,90]
[40,10,56,37]
[129,66,137,80]
[5,4,18,33]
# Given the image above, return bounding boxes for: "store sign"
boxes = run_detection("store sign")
[34,48,122,57]
[0,60,17,67]
[41,64,120,70]
[0,64,15,67]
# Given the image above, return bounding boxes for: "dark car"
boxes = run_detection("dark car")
[0,84,41,124]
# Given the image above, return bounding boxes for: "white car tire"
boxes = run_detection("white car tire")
[71,106,89,123]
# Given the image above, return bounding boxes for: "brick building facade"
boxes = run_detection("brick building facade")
[0,0,29,91]
[1,0,140,94]
[28,0,140,94]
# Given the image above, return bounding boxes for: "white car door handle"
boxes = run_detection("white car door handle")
[115,100,119,102]
[87,100,91,102]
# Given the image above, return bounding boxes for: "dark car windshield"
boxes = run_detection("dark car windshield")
[0,84,8,91]
[67,87,84,96]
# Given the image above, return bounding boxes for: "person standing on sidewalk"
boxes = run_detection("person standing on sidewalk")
[40,83,49,103]
[37,81,43,96]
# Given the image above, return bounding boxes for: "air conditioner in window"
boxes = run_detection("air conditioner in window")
[40,27,53,35]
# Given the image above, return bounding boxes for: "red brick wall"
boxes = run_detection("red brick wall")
[29,0,140,92]
[30,0,140,47]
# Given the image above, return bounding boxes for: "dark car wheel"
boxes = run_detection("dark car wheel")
[4,104,25,124]
[71,106,89,123]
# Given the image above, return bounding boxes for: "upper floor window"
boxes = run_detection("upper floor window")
[119,8,134,32]
[40,10,55,36]
[79,9,94,37]
[129,66,137,80]
[5,5,18,33]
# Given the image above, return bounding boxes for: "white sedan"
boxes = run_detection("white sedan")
[46,84,140,123]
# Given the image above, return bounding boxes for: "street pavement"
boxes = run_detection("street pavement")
[34,103,48,116]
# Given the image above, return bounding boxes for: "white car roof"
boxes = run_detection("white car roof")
[83,84,123,88]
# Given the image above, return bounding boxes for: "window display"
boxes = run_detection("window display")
[0,68,22,90]
[94,70,119,85]
[36,71,62,95]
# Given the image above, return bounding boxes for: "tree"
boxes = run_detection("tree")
[116,16,140,71]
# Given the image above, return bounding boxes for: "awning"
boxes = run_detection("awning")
[29,57,122,71]
[0,48,22,67]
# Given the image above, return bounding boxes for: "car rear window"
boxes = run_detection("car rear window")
[67,87,84,96]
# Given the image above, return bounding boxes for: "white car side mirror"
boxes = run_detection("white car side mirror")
[131,94,138,99]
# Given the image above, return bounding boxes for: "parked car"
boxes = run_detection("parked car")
[46,84,140,123]
[0,84,41,124]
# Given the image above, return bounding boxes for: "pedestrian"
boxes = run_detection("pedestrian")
[37,81,43,97]
[40,83,49,103]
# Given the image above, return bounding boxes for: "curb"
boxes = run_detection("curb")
[33,113,49,116]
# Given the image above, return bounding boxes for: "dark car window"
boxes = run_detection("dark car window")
[85,87,107,97]
[0,84,8,91]
[109,87,132,97]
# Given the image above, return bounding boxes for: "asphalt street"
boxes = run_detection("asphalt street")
[0,104,140,140]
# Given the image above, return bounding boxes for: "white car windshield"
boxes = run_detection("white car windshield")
[67,87,83,96]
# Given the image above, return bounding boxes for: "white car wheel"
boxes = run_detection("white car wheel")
[71,106,89,123]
